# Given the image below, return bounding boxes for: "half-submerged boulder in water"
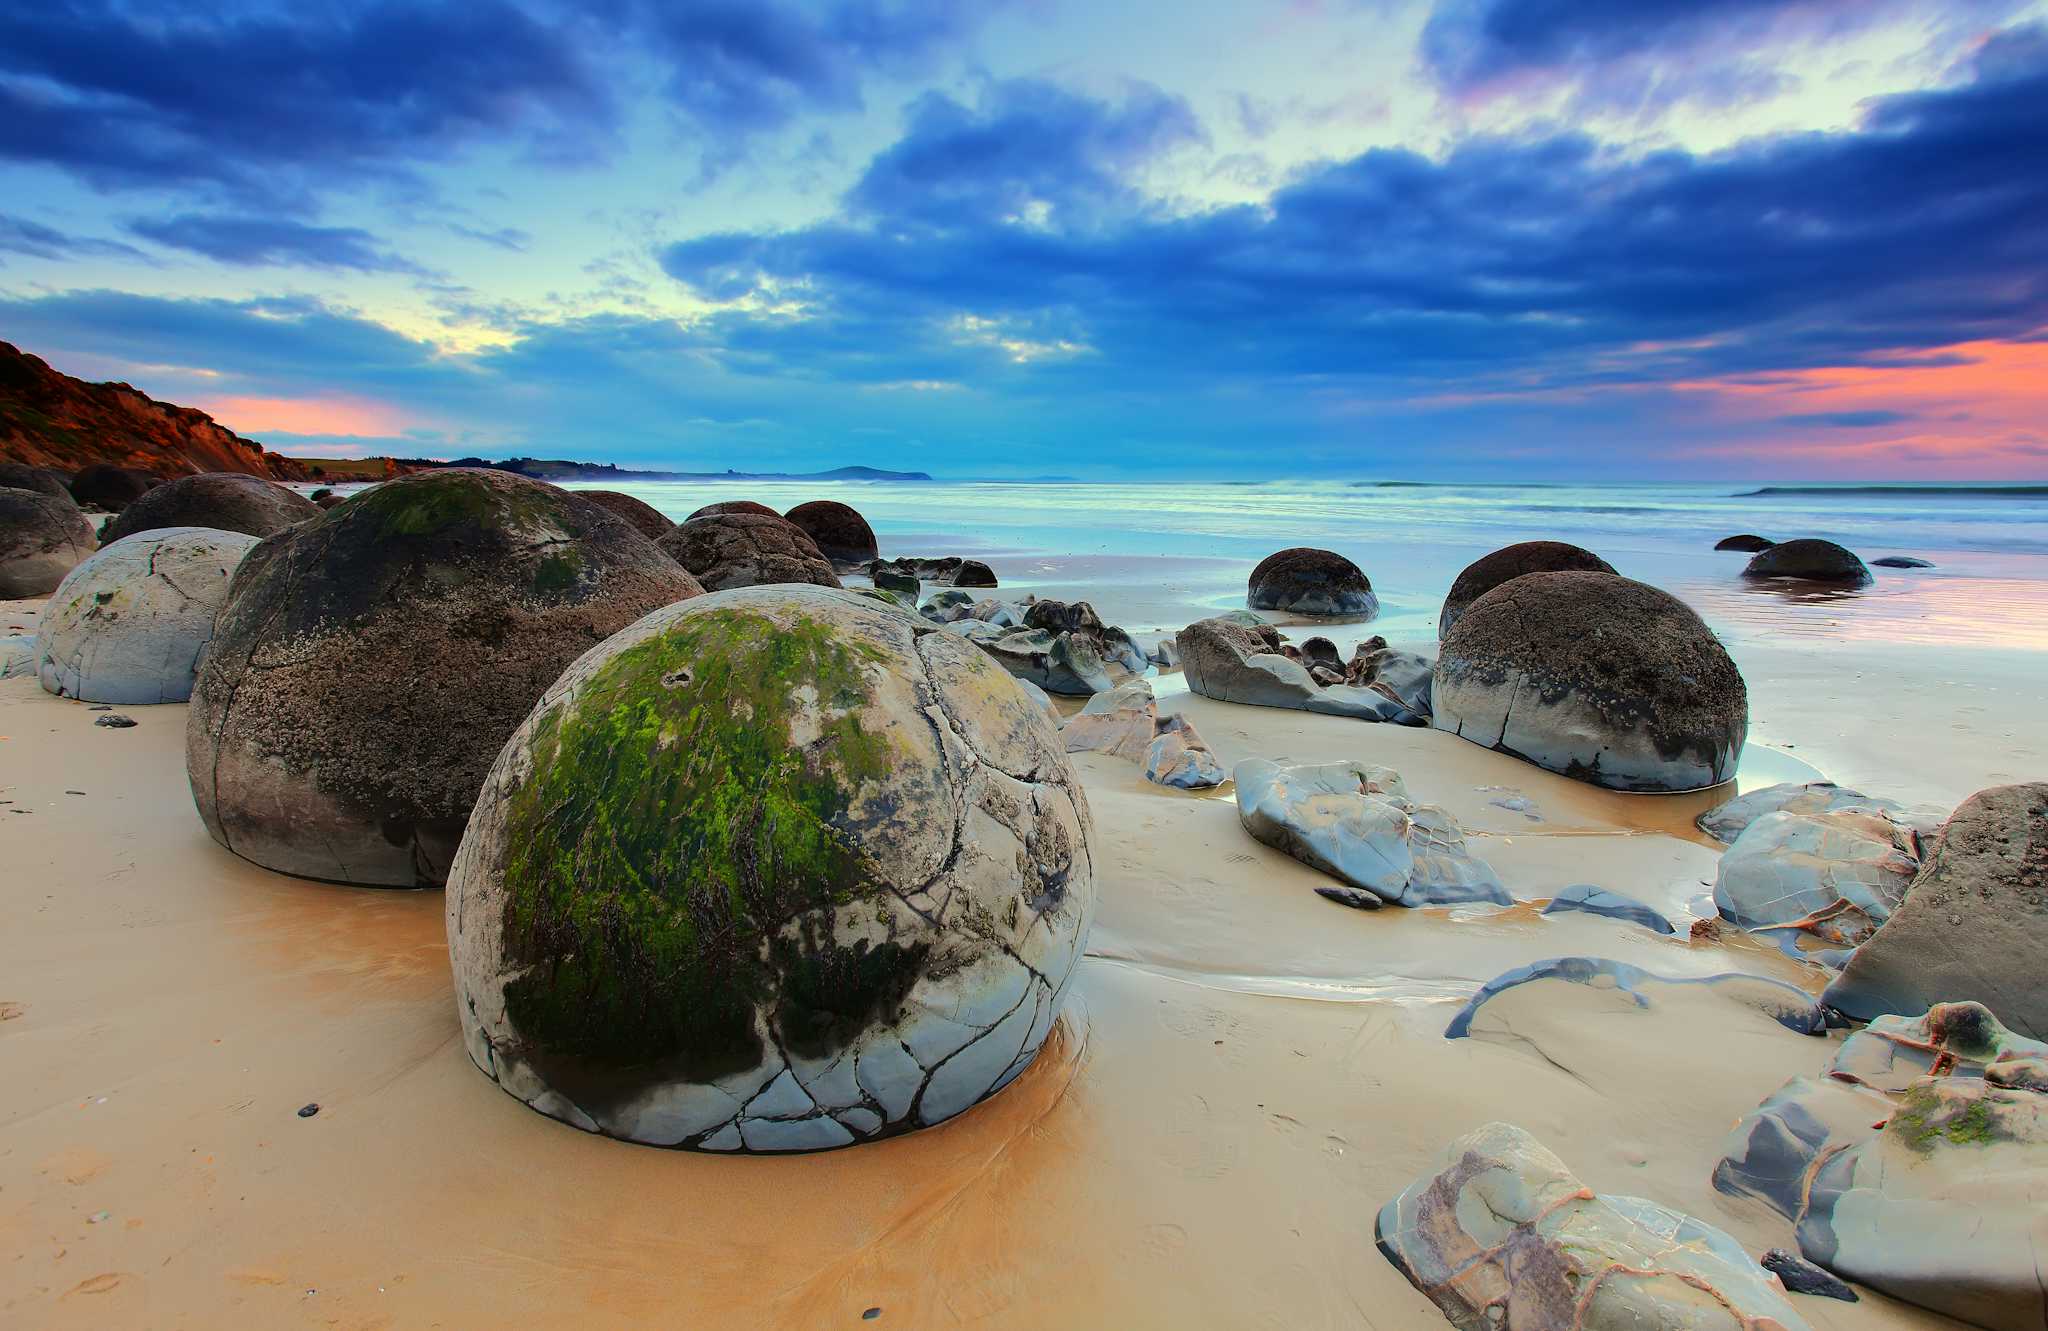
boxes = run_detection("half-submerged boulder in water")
[36,527,260,704]
[100,472,319,545]
[657,511,841,591]
[445,585,1096,1151]
[1742,539,1872,586]
[1432,571,1747,792]
[784,499,878,566]
[1247,547,1378,617]
[1438,540,1613,639]
[0,486,97,597]
[187,469,703,887]
[1714,533,1775,552]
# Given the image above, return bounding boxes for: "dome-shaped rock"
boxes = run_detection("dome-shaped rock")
[0,463,75,503]
[1247,547,1377,617]
[36,527,260,703]
[658,511,841,591]
[785,499,878,566]
[578,490,675,541]
[1715,534,1775,553]
[446,584,1095,1151]
[102,472,319,545]
[70,465,159,511]
[187,469,703,887]
[686,499,779,520]
[1433,570,1747,791]
[1439,540,1614,638]
[1742,538,1871,586]
[0,486,97,597]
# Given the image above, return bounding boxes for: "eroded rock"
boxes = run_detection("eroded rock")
[1713,809,1921,962]
[1539,885,1674,934]
[0,486,97,597]
[1247,547,1378,617]
[1438,540,1614,638]
[1180,616,1421,722]
[100,472,319,545]
[658,511,841,591]
[784,500,878,567]
[1446,957,1822,1039]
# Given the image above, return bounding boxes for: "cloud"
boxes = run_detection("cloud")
[0,212,148,262]
[126,214,431,274]
[1770,409,1916,427]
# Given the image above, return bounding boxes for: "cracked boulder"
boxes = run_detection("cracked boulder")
[1823,783,2048,1038]
[1433,571,1746,792]
[1696,780,1936,844]
[0,485,98,597]
[1438,540,1615,639]
[576,490,675,541]
[1180,616,1421,722]
[1236,759,1507,907]
[784,499,879,567]
[187,469,702,887]
[1713,809,1921,964]
[1062,680,1226,789]
[1247,546,1378,617]
[1713,1002,2048,1330]
[446,585,1096,1151]
[1379,1121,1811,1331]
[35,527,260,704]
[1742,539,1872,586]
[100,472,319,545]
[658,511,841,591]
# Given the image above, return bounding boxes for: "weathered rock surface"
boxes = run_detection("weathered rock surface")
[784,499,878,566]
[1180,616,1422,722]
[35,527,260,704]
[1715,534,1776,552]
[1433,571,1746,792]
[1247,547,1378,617]
[577,490,675,541]
[0,486,98,596]
[1743,539,1873,586]
[69,464,160,511]
[0,631,35,678]
[188,469,703,887]
[1236,759,1507,908]
[1144,715,1226,789]
[446,585,1096,1150]
[1446,957,1823,1039]
[975,626,1116,696]
[1539,884,1675,934]
[657,511,841,591]
[1062,680,1226,789]
[871,565,919,602]
[926,595,1147,697]
[1347,638,1435,715]
[1714,1002,2048,1330]
[1713,809,1921,960]
[1696,781,1933,844]
[685,499,779,520]
[0,463,75,503]
[1438,540,1614,639]
[1823,783,2048,1038]
[100,472,319,545]
[1379,1121,1812,1331]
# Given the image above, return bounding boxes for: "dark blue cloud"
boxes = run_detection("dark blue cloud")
[0,213,148,263]
[126,214,431,274]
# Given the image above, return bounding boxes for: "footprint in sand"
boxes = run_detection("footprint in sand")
[0,1000,23,1021]
[62,1272,131,1299]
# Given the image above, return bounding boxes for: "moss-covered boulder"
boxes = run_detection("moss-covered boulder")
[447,585,1096,1151]
[785,499,878,566]
[187,469,703,887]
[578,490,674,541]
[37,527,260,703]
[101,472,319,545]
[1439,540,1613,638]
[0,486,97,597]
[657,511,841,591]
[70,464,159,511]
[1433,571,1747,791]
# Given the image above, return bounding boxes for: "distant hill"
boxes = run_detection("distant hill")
[0,340,313,481]
[412,457,935,483]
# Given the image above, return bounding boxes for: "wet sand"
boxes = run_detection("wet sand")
[0,625,1983,1328]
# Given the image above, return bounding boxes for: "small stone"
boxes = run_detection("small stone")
[1763,1249,1858,1301]
[1315,886,1383,911]
[862,1309,882,1321]
[296,1102,320,1118]
[93,714,136,728]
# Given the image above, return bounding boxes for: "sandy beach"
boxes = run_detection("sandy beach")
[1,547,2017,1328]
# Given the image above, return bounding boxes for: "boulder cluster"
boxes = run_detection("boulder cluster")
[925,592,1147,696]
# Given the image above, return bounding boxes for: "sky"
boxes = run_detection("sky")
[2,0,2046,480]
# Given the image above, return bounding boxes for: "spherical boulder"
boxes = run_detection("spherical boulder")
[0,463,75,503]
[1433,570,1747,791]
[1715,534,1775,553]
[1742,538,1871,586]
[70,465,159,511]
[578,490,674,541]
[102,472,319,545]
[36,527,260,703]
[1439,540,1614,638]
[0,486,97,597]
[187,469,704,887]
[785,499,878,566]
[686,499,779,520]
[1247,547,1377,617]
[446,584,1095,1150]
[658,512,842,591]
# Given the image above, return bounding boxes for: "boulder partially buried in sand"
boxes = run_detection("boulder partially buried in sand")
[36,527,260,704]
[1742,538,1872,586]
[187,469,702,887]
[1247,547,1378,617]
[0,486,98,596]
[1432,571,1746,792]
[784,499,878,567]
[1438,540,1614,639]
[445,585,1096,1151]
[101,472,319,545]
[70,464,159,511]
[577,490,675,541]
[1822,783,2048,1038]
[1380,1121,1812,1331]
[658,511,841,591]
[1712,809,1921,957]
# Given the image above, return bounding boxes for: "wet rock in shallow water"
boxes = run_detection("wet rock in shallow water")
[1247,547,1378,617]
[871,566,919,602]
[1236,759,1507,907]
[1762,1250,1856,1301]
[1871,556,1933,569]
[188,469,703,888]
[1823,783,2048,1038]
[1540,885,1675,934]
[1715,533,1775,552]
[870,555,996,588]
[100,473,318,545]
[1445,957,1823,1039]
[1714,1002,2048,1331]
[1142,715,1225,790]
[35,527,260,704]
[0,487,97,597]
[1712,809,1920,958]
[446,585,1096,1151]
[1438,540,1614,639]
[1742,539,1872,586]
[784,499,878,567]
[1695,780,1931,844]
[1378,1121,1812,1331]
[658,512,841,591]
[1433,571,1746,792]
[577,490,674,541]
[1180,616,1421,723]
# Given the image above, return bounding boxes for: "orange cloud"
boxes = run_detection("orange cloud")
[197,394,410,440]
